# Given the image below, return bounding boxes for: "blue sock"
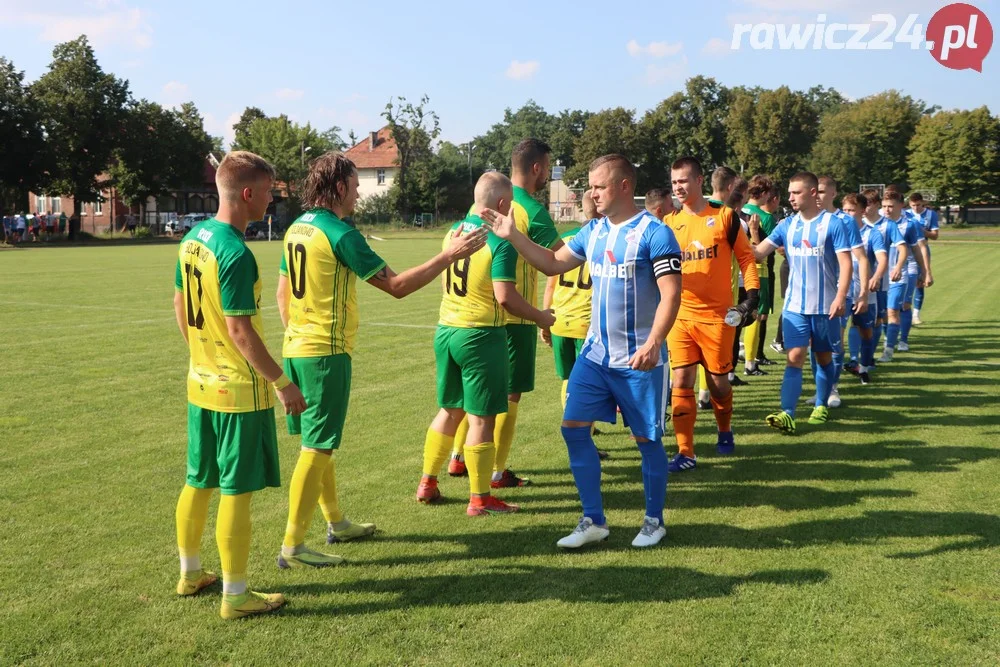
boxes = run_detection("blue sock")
[815,361,834,407]
[861,335,876,368]
[848,327,861,361]
[809,348,818,403]
[914,287,925,310]
[887,322,900,349]
[562,426,604,525]
[875,321,885,350]
[781,366,803,417]
[636,440,667,524]
[832,342,843,387]
[901,309,913,343]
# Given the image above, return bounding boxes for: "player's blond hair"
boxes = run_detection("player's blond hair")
[216,151,275,200]
[474,171,513,207]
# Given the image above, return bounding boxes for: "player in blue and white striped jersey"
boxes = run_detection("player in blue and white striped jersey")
[483,154,682,550]
[908,193,939,325]
[753,172,853,434]
[879,190,928,361]
[863,188,906,355]
[841,193,887,385]
[815,176,868,408]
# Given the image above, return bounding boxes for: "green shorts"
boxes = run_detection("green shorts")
[284,354,351,450]
[552,334,584,380]
[186,403,280,495]
[758,276,773,316]
[435,325,508,416]
[505,323,537,394]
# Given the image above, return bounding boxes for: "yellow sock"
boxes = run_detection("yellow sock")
[465,442,496,495]
[318,457,343,524]
[697,366,707,392]
[560,380,569,410]
[423,429,453,477]
[283,450,330,549]
[744,319,761,366]
[176,485,213,573]
[492,401,520,473]
[452,417,469,457]
[216,492,252,596]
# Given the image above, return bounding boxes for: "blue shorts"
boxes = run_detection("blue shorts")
[852,303,877,330]
[782,311,836,353]
[876,291,888,321]
[564,356,667,441]
[888,275,917,310]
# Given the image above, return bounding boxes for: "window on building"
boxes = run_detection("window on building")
[204,195,219,213]
[188,195,203,213]
[158,195,177,212]
[377,169,386,185]
[94,198,103,215]
[35,194,45,212]
[49,197,61,214]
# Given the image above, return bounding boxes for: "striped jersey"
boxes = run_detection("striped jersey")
[899,209,924,276]
[766,210,853,315]
[892,214,924,278]
[873,217,907,291]
[565,210,682,368]
[279,208,387,358]
[851,222,887,305]
[174,220,272,413]
[506,186,560,325]
[550,226,594,339]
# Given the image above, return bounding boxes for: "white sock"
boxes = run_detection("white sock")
[180,554,201,574]
[913,309,920,317]
[491,471,503,482]
[223,579,247,596]
[728,372,735,381]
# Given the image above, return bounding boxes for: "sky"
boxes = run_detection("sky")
[1,0,997,149]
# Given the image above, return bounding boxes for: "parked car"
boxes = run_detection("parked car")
[245,215,282,240]
[165,213,210,236]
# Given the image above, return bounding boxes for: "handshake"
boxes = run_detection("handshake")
[725,289,760,328]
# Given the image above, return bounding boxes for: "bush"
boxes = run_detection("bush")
[354,191,397,225]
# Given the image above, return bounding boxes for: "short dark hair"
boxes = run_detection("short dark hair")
[301,151,356,209]
[843,192,867,210]
[789,171,819,191]
[589,154,636,187]
[644,188,671,209]
[747,174,774,201]
[511,138,552,174]
[883,190,904,204]
[711,166,739,194]
[861,188,882,205]
[909,192,924,203]
[671,156,703,177]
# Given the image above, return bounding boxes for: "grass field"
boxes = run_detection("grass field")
[2,230,999,665]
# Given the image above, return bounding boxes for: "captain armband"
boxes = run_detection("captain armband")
[653,254,682,278]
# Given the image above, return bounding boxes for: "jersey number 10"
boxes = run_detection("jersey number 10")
[286,243,307,299]
[445,258,470,297]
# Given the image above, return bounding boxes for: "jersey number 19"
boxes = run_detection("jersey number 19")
[445,258,469,297]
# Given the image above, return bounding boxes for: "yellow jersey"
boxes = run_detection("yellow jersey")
[174,220,272,413]
[507,186,560,325]
[438,214,518,328]
[279,208,386,358]
[550,226,592,339]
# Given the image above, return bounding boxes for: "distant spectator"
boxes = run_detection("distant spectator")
[16,212,26,242]
[45,212,55,238]
[126,215,138,237]
[58,212,67,236]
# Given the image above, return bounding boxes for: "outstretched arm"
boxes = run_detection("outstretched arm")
[367,227,488,298]
[494,281,556,328]
[754,238,778,263]
[480,207,583,276]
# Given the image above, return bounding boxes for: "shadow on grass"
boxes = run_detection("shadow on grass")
[279,565,830,616]
[358,510,1000,570]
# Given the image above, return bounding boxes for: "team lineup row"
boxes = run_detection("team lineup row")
[171,139,935,619]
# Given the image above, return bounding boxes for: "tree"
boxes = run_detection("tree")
[31,36,130,230]
[231,106,267,150]
[725,85,819,181]
[809,90,925,193]
[549,109,592,171]
[566,108,641,186]
[382,95,440,220]
[234,114,328,186]
[637,76,731,189]
[0,57,49,212]
[320,125,347,151]
[172,102,214,186]
[908,107,1000,205]
[805,85,848,118]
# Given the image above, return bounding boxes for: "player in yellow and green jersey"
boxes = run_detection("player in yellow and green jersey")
[275,152,487,568]
[418,172,556,515]
[741,175,779,375]
[448,139,561,487]
[172,152,306,620]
